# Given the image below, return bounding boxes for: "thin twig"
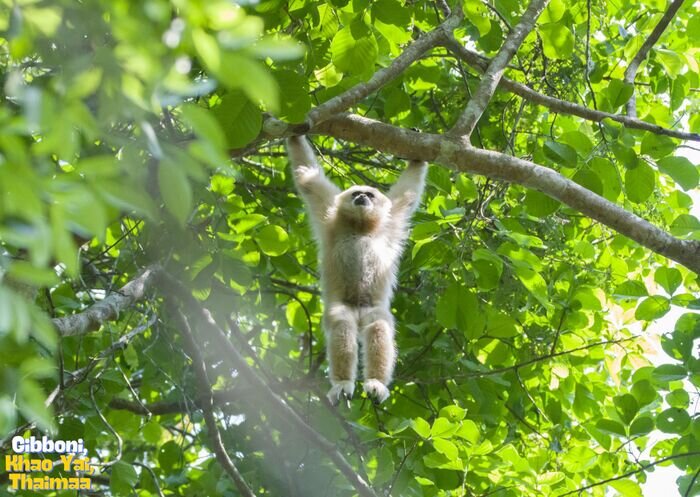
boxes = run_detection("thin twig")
[449,0,549,139]
[623,0,686,116]
[173,309,257,497]
[160,273,381,497]
[556,451,700,496]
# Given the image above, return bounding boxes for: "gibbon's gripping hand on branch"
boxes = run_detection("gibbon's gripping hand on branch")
[286,135,427,405]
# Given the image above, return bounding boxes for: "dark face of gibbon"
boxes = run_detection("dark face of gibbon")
[336,185,391,231]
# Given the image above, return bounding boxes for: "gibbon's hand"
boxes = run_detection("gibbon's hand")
[294,164,322,186]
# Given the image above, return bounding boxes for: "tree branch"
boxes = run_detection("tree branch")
[556,451,700,497]
[305,12,463,128]
[407,336,637,383]
[52,265,159,337]
[448,0,549,139]
[172,308,257,497]
[442,36,700,142]
[108,388,242,415]
[623,0,686,117]
[314,113,700,273]
[159,272,381,497]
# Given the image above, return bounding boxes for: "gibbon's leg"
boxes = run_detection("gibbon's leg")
[360,307,396,404]
[324,302,359,404]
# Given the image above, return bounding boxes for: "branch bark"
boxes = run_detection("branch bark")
[52,265,159,337]
[623,0,686,117]
[442,36,700,142]
[314,113,700,273]
[448,0,549,139]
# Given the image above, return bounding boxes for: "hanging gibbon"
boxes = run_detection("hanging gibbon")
[287,136,427,404]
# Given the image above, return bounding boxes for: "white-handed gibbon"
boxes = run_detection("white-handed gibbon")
[287,136,428,404]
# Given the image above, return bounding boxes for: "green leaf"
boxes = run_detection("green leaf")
[666,389,689,409]
[610,479,643,497]
[613,394,639,425]
[540,0,565,23]
[439,405,466,422]
[657,156,699,191]
[219,53,280,112]
[464,0,491,36]
[589,157,622,202]
[596,418,626,437]
[539,22,574,59]
[524,190,560,217]
[635,295,670,321]
[372,0,411,26]
[274,70,312,123]
[605,79,634,109]
[412,417,431,438]
[432,438,459,460]
[625,161,655,203]
[632,379,658,405]
[17,379,55,433]
[629,416,654,436]
[213,91,263,148]
[7,261,59,287]
[158,159,193,226]
[256,225,290,256]
[543,140,577,167]
[512,265,551,309]
[110,461,138,495]
[180,103,227,151]
[158,440,182,473]
[652,364,687,383]
[654,267,682,295]
[331,20,378,74]
[431,417,458,438]
[671,214,700,237]
[656,407,691,434]
[436,282,482,337]
[455,420,479,444]
[641,134,677,160]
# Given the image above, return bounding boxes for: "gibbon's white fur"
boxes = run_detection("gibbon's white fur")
[287,136,427,404]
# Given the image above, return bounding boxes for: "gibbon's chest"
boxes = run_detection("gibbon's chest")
[329,233,396,282]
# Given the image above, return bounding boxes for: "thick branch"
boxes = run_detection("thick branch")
[449,0,549,139]
[623,0,686,117]
[442,37,700,142]
[314,114,700,273]
[305,13,463,128]
[174,309,257,497]
[52,266,159,337]
[159,273,380,497]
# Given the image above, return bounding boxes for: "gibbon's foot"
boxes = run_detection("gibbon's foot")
[363,379,390,404]
[327,380,355,405]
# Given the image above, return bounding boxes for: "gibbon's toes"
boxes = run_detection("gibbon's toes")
[363,379,390,404]
[327,381,355,406]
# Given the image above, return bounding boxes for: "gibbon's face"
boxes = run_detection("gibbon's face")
[336,185,391,231]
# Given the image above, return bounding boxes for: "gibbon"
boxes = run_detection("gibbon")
[287,136,427,404]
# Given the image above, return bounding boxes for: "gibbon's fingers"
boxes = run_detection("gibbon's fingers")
[363,379,390,404]
[327,380,355,406]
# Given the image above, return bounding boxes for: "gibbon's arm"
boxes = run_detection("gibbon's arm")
[286,136,340,226]
[388,160,428,225]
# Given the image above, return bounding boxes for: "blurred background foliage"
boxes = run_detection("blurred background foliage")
[0,0,698,495]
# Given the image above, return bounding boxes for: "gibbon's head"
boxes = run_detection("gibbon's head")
[336,185,391,232]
